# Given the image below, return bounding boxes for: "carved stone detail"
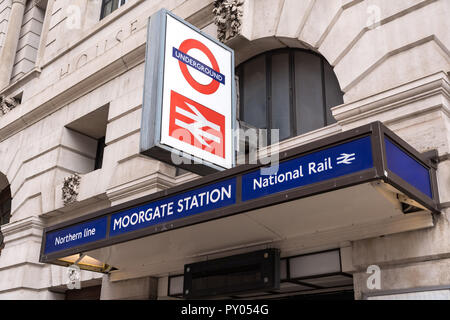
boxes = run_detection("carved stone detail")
[0,96,19,116]
[62,173,81,205]
[213,0,244,42]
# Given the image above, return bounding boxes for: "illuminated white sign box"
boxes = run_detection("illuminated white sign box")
[140,9,236,175]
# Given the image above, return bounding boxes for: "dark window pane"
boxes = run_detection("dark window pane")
[242,55,267,129]
[238,49,343,143]
[102,0,121,19]
[2,200,10,214]
[294,52,324,135]
[102,1,113,18]
[0,186,11,226]
[1,212,10,225]
[111,0,119,11]
[94,137,106,170]
[65,285,101,300]
[323,62,343,125]
[271,53,291,141]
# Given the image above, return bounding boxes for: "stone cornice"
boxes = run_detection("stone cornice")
[1,216,44,238]
[0,67,41,98]
[332,71,450,124]
[106,173,175,204]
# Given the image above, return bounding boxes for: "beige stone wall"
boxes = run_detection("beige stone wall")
[0,0,209,298]
[0,0,448,299]
[351,207,450,299]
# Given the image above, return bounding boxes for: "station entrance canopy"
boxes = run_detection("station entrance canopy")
[40,122,439,273]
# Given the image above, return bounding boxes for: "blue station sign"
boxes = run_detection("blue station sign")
[44,217,108,255]
[40,122,439,262]
[242,136,373,202]
[384,138,432,198]
[110,178,236,237]
[43,178,236,255]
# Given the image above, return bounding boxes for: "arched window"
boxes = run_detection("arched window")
[236,49,343,142]
[0,186,11,225]
[0,184,11,252]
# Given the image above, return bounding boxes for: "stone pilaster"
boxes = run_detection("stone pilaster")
[0,0,27,90]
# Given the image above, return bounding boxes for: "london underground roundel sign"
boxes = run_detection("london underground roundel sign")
[177,39,222,95]
[141,9,235,174]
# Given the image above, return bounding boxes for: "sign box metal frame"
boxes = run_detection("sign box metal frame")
[183,249,280,299]
[40,122,440,267]
[140,9,236,175]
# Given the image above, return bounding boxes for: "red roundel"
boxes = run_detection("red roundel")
[178,39,221,95]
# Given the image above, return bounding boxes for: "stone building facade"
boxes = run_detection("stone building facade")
[0,0,449,300]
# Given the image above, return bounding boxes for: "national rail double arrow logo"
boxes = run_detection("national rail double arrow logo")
[336,153,356,165]
[169,90,226,158]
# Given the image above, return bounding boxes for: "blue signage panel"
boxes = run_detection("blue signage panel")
[385,138,432,198]
[110,178,236,237]
[172,47,226,85]
[242,136,374,202]
[44,217,108,255]
[41,126,440,260]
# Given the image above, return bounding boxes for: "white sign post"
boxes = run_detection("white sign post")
[141,9,235,175]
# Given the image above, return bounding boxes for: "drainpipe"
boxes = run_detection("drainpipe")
[0,0,27,90]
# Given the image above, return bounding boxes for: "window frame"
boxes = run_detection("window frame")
[236,48,343,142]
[100,0,128,20]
